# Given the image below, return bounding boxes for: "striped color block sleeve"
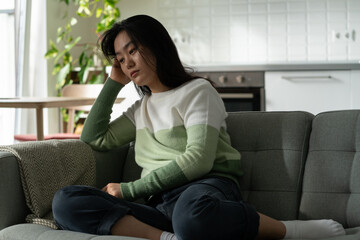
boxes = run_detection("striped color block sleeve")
[80,78,136,151]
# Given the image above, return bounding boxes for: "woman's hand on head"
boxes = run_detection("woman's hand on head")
[102,183,123,199]
[110,59,131,85]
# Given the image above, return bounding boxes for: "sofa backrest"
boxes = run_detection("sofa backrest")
[299,110,360,228]
[112,111,315,221]
[226,111,314,221]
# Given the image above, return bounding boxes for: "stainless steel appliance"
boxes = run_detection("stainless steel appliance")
[195,71,265,112]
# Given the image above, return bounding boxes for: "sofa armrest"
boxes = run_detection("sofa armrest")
[0,152,30,230]
[0,140,132,231]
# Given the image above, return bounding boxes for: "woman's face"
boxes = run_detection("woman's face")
[114,31,168,93]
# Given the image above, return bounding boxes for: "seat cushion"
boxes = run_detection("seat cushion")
[1,224,360,240]
[0,224,147,240]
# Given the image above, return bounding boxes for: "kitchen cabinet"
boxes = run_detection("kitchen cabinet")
[351,70,360,109]
[265,70,360,115]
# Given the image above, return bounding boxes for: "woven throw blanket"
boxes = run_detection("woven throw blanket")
[0,139,96,229]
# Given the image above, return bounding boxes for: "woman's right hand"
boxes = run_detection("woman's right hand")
[102,183,123,199]
[110,59,131,85]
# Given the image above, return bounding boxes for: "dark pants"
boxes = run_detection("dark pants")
[52,177,259,240]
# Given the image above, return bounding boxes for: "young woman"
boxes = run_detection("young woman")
[52,15,345,240]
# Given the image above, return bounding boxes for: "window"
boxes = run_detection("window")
[0,1,16,144]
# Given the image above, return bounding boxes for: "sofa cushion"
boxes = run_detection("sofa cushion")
[299,110,360,228]
[120,142,142,183]
[2,224,360,240]
[226,111,314,221]
[0,224,147,240]
[94,143,131,189]
[0,152,29,229]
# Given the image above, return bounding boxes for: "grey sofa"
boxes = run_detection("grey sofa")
[0,110,359,240]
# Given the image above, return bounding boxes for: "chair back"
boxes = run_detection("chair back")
[61,84,104,112]
[61,84,104,133]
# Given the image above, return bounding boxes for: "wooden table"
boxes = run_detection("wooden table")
[0,97,123,141]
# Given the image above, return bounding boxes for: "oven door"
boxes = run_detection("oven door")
[218,88,264,112]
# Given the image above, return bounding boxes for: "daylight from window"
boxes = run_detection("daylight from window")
[0,1,16,144]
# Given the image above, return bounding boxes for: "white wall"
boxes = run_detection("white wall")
[119,0,360,65]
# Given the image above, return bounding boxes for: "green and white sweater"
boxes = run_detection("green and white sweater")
[81,78,242,201]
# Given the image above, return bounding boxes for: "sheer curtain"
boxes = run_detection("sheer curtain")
[0,0,48,145]
[0,2,16,144]
[16,0,48,137]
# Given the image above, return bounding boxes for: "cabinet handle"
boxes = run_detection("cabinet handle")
[219,93,254,99]
[282,76,333,81]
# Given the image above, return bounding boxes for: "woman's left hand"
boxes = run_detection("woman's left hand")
[102,183,123,198]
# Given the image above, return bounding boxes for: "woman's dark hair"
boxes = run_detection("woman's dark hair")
[99,15,200,95]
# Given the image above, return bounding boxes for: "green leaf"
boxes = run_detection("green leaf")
[114,8,120,17]
[78,58,94,84]
[50,40,58,50]
[79,51,85,66]
[65,79,74,87]
[44,49,58,59]
[105,0,117,8]
[89,70,105,84]
[61,108,69,122]
[77,12,86,17]
[45,40,59,59]
[88,75,97,84]
[96,8,102,18]
[56,63,71,90]
[96,26,103,33]
[79,66,89,84]
[77,5,84,14]
[54,36,81,64]
[63,52,73,65]
[74,110,84,123]
[54,50,67,64]
[107,19,116,27]
[70,17,78,26]
[78,61,88,84]
[78,2,92,17]
[52,63,61,75]
[56,32,66,43]
[84,7,91,15]
[60,0,70,5]
[66,21,72,29]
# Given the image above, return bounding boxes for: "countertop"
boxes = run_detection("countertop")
[192,61,360,72]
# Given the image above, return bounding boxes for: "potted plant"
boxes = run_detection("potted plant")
[45,0,120,129]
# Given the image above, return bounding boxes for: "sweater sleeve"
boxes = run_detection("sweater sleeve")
[80,78,136,151]
[120,81,226,201]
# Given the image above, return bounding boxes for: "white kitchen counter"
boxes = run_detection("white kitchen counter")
[192,61,360,72]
